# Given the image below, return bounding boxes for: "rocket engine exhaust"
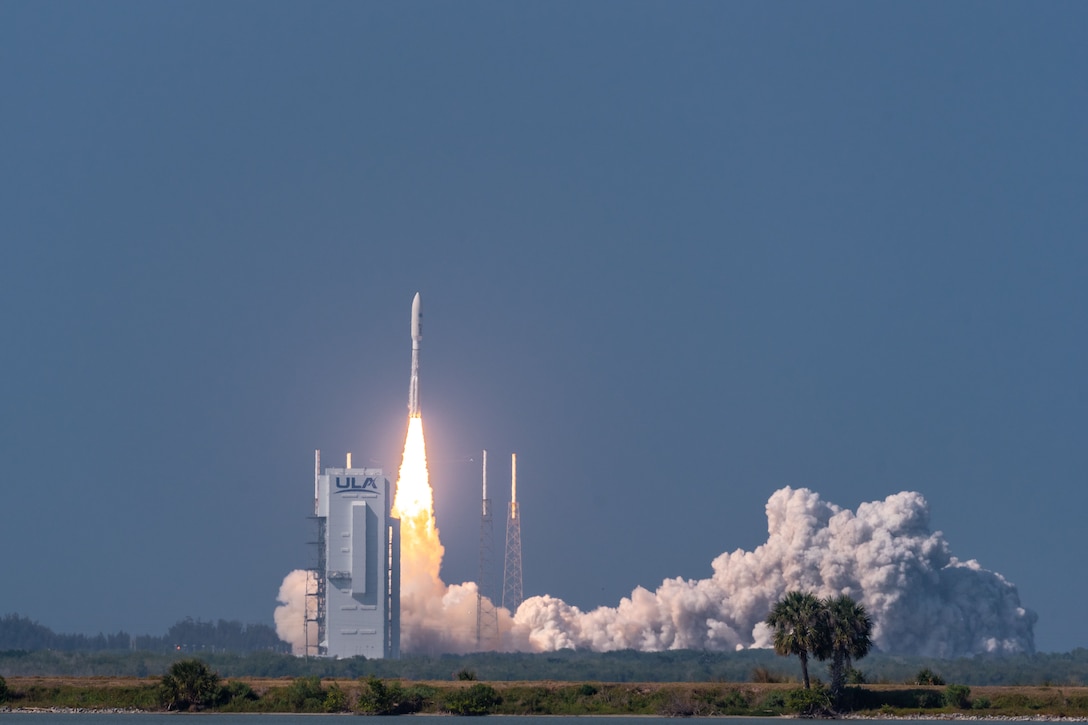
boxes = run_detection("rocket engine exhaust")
[277,292,1035,659]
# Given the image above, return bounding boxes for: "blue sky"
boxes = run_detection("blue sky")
[2,2,1086,653]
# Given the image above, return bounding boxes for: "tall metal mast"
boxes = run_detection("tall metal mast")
[476,450,498,648]
[502,453,524,612]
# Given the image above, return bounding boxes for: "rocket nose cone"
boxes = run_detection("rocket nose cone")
[411,292,422,339]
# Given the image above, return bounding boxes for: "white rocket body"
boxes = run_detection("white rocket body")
[408,292,422,417]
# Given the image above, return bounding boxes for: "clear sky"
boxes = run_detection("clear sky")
[2,2,1085,653]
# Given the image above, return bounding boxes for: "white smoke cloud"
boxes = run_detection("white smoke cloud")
[276,484,1034,658]
[511,486,1036,657]
[273,568,316,656]
[398,576,523,655]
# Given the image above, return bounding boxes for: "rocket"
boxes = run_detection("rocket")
[408,292,422,417]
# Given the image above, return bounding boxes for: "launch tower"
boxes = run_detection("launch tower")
[311,450,400,659]
[476,450,499,648]
[502,453,524,612]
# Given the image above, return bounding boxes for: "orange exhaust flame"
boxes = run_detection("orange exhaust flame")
[391,415,444,581]
[390,414,524,654]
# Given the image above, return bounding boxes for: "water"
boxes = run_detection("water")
[0,717,721,725]
[0,717,791,725]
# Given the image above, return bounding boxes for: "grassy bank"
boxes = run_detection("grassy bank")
[5,676,1088,717]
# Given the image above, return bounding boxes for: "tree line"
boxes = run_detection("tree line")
[0,614,288,654]
[3,646,1088,686]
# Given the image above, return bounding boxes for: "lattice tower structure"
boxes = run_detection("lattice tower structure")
[502,453,524,612]
[476,451,499,648]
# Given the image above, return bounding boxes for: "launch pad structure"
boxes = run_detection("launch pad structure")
[476,450,499,648]
[502,453,524,613]
[306,450,400,659]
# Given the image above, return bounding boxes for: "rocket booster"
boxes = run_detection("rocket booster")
[408,292,422,417]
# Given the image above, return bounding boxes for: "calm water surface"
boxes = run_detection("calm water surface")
[0,717,1067,725]
[0,717,808,725]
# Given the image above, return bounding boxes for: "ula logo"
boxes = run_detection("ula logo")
[335,476,378,492]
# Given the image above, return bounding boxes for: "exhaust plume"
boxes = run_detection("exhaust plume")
[273,568,316,655]
[512,486,1035,657]
[277,411,1034,657]
[392,415,518,653]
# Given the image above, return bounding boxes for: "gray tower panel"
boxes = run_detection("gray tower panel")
[314,467,400,659]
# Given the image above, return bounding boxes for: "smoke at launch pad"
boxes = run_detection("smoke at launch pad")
[275,413,1035,658]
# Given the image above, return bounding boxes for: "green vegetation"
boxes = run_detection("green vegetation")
[0,613,287,654]
[0,674,7,704]
[915,666,946,684]
[824,593,873,696]
[5,647,1088,687]
[944,683,971,708]
[159,658,222,711]
[765,590,873,704]
[441,682,501,714]
[785,684,833,717]
[4,670,1088,717]
[766,591,825,688]
[283,675,325,711]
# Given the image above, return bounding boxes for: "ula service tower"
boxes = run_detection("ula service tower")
[306,294,426,659]
[311,452,400,659]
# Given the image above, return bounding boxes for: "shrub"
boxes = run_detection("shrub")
[944,684,971,709]
[714,689,751,714]
[759,690,787,713]
[226,680,257,703]
[914,668,945,685]
[160,659,221,711]
[578,683,598,697]
[972,696,991,710]
[659,693,698,717]
[785,686,833,717]
[324,683,349,712]
[992,693,1044,712]
[0,675,7,704]
[443,683,500,715]
[357,677,430,715]
[455,667,478,681]
[357,676,395,714]
[284,676,325,712]
[393,683,432,714]
[915,690,943,708]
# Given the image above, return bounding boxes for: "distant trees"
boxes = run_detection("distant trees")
[915,667,945,685]
[163,617,286,653]
[0,613,288,654]
[765,591,873,701]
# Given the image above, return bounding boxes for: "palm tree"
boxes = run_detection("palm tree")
[160,658,221,711]
[765,590,827,688]
[822,593,873,697]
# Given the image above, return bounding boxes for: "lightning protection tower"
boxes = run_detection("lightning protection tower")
[306,450,326,657]
[476,450,499,649]
[502,453,524,612]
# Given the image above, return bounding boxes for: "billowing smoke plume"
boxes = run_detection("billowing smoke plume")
[391,416,519,654]
[512,486,1035,657]
[273,568,316,655]
[275,419,1034,657]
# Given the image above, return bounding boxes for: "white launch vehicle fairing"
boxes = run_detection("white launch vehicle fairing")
[408,292,422,417]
